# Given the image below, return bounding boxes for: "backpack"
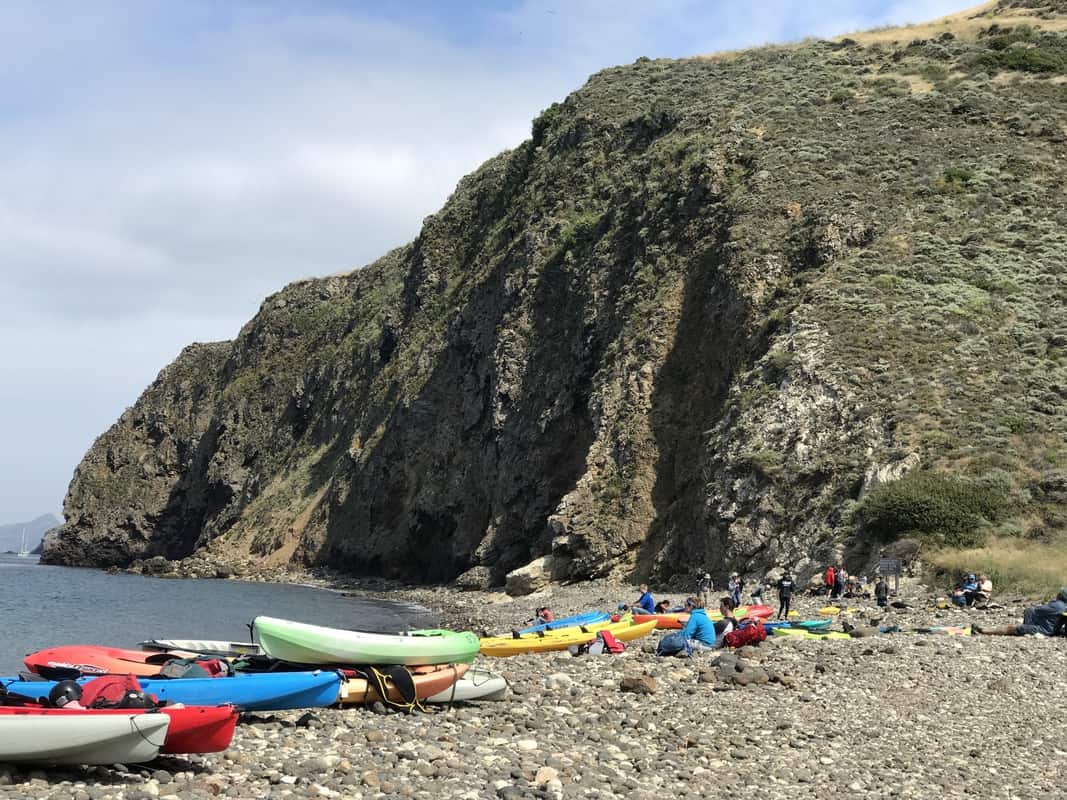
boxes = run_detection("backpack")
[157,657,230,679]
[724,621,767,649]
[79,674,157,709]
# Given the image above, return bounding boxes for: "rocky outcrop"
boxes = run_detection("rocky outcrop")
[504,556,558,597]
[45,1,1067,583]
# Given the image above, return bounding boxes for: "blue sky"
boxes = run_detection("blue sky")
[0,0,974,522]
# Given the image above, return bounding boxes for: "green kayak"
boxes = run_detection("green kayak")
[252,616,480,666]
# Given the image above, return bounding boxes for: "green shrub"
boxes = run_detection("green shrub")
[747,449,784,477]
[765,348,794,373]
[559,212,602,249]
[860,470,1010,547]
[935,166,974,194]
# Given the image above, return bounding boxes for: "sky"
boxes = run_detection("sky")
[0,0,975,523]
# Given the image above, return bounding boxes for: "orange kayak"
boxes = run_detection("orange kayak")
[25,645,195,677]
[337,663,468,706]
[633,604,775,629]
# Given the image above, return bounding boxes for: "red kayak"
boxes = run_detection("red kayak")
[0,705,238,754]
[25,645,204,677]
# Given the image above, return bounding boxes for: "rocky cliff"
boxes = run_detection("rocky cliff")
[44,0,1067,585]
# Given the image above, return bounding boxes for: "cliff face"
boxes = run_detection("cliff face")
[44,1,1067,584]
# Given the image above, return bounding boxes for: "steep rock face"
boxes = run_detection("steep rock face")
[44,342,231,565]
[45,1,1067,583]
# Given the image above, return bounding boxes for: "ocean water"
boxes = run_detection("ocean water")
[0,555,436,675]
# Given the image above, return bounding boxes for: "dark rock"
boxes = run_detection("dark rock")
[620,675,657,694]
[454,565,493,591]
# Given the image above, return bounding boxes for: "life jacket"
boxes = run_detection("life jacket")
[723,620,767,649]
[598,630,625,654]
[80,674,157,709]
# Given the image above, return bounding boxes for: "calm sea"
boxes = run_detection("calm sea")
[0,555,435,675]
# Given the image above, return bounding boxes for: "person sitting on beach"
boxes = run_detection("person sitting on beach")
[713,596,738,644]
[974,574,993,606]
[972,588,1067,636]
[952,574,979,607]
[634,584,656,614]
[656,597,717,657]
[534,606,553,624]
[654,599,671,613]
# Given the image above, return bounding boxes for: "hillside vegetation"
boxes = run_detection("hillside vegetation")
[44,0,1067,590]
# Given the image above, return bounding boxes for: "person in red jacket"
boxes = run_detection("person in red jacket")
[824,565,836,597]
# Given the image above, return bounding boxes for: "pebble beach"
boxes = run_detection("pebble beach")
[2,577,1065,800]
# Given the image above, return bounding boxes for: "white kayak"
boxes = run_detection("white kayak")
[140,639,263,657]
[0,711,170,764]
[425,668,508,703]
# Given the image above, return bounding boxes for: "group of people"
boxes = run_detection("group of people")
[655,595,739,657]
[821,565,868,599]
[620,569,1067,654]
[951,573,993,607]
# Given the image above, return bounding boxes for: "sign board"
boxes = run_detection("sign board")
[878,557,902,576]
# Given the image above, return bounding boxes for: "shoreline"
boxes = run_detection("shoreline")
[1,573,1065,798]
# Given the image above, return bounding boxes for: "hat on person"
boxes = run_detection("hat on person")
[1057,587,1067,602]
[703,572,711,579]
[618,602,628,611]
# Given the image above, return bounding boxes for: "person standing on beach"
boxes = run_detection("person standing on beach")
[824,565,836,597]
[728,573,743,607]
[777,571,795,619]
[875,577,889,608]
[833,567,846,599]
[697,572,712,608]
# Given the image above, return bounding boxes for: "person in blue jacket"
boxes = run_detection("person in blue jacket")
[634,584,656,614]
[656,597,716,656]
[972,588,1067,635]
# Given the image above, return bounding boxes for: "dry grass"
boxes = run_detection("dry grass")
[929,536,1067,599]
[841,2,1067,46]
[696,1,1067,63]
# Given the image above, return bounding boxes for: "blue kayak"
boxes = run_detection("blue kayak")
[518,611,610,634]
[1,670,342,711]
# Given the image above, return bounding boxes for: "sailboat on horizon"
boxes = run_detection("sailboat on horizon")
[17,528,30,558]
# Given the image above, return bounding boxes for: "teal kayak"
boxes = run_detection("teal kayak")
[763,619,832,632]
[252,616,480,666]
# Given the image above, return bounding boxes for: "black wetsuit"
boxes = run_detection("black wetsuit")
[777,577,795,619]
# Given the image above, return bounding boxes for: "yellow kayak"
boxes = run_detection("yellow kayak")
[483,615,629,645]
[772,627,852,640]
[480,619,657,657]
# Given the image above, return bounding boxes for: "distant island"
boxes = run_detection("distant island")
[0,514,61,554]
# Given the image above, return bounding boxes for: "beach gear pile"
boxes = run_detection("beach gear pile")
[0,616,503,766]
